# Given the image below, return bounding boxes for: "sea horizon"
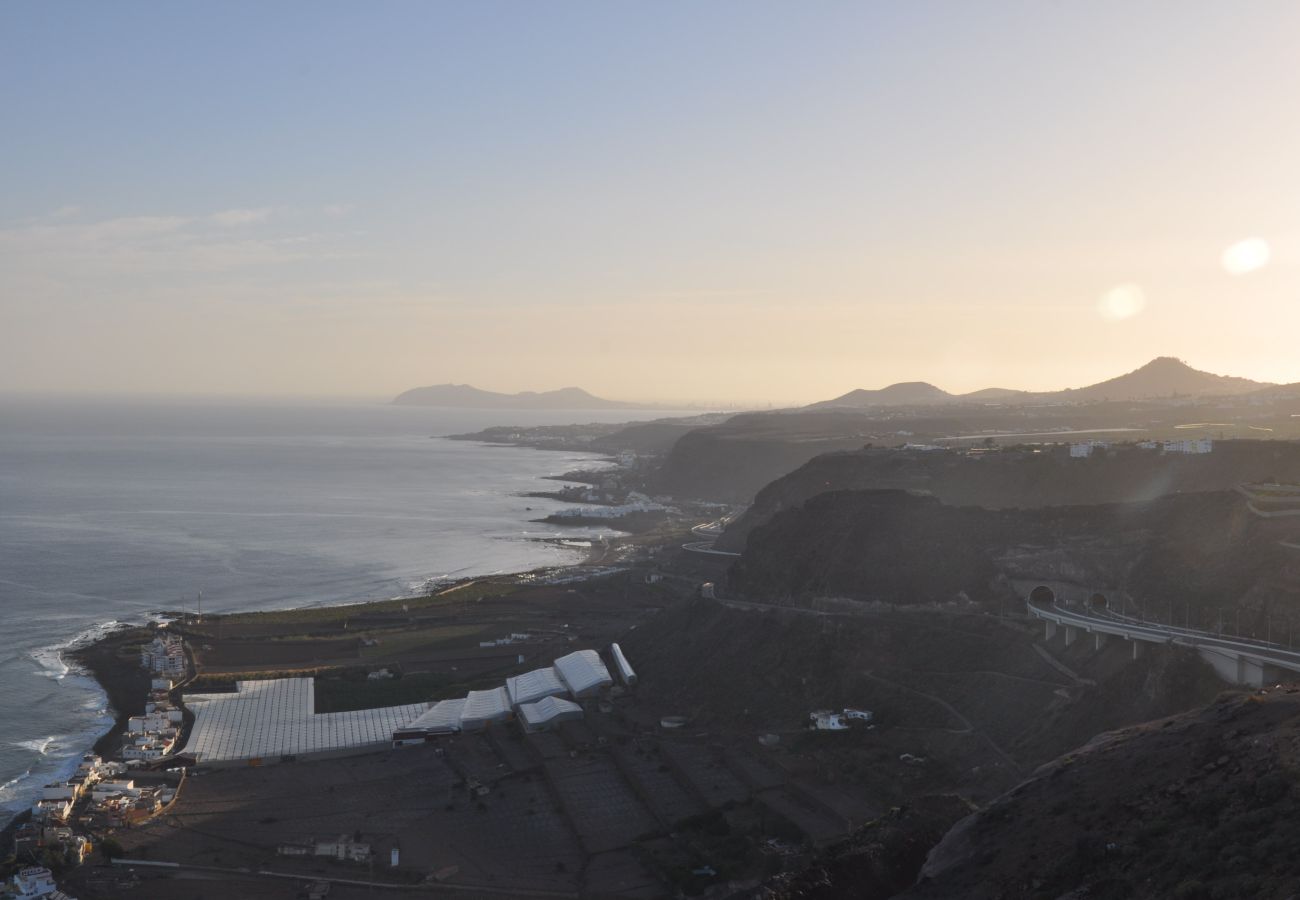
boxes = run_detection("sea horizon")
[0,398,688,817]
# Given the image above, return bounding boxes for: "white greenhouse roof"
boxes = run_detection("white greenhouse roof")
[402,698,467,734]
[458,687,511,730]
[505,667,567,706]
[518,695,583,728]
[610,643,637,685]
[186,678,428,763]
[553,649,613,697]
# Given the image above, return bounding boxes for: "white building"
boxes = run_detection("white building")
[1163,437,1213,454]
[518,696,584,733]
[185,678,427,764]
[610,643,637,687]
[141,634,186,677]
[393,646,630,743]
[12,867,59,898]
[505,667,567,707]
[553,649,614,698]
[458,688,512,732]
[1069,441,1110,458]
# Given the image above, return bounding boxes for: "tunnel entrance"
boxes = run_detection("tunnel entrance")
[1029,585,1056,606]
[1089,592,1109,610]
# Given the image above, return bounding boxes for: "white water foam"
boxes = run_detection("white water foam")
[3,622,122,814]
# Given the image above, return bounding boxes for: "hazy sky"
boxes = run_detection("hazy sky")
[4,2,1300,404]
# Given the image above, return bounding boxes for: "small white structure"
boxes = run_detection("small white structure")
[609,643,637,687]
[505,667,567,707]
[314,835,371,863]
[553,649,614,698]
[41,784,75,802]
[517,695,584,733]
[458,688,512,732]
[1069,441,1109,458]
[809,710,849,731]
[12,866,58,898]
[1164,437,1213,454]
[810,707,872,731]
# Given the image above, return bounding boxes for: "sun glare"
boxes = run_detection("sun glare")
[1221,237,1271,275]
[1097,283,1147,321]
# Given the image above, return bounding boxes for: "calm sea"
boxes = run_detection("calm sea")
[0,396,681,815]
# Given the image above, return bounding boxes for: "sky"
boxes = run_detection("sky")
[4,2,1300,405]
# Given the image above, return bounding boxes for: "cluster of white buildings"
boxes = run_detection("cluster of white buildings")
[30,750,173,834]
[88,777,174,828]
[478,632,532,648]
[1147,437,1214,454]
[31,754,126,825]
[120,678,183,761]
[140,633,186,678]
[278,833,373,864]
[393,644,635,743]
[1070,437,1214,458]
[551,492,670,519]
[180,645,636,764]
[1069,440,1110,458]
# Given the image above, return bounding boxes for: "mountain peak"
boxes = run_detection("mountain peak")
[805,357,1273,409]
[1069,357,1268,401]
[392,383,643,409]
[809,381,954,409]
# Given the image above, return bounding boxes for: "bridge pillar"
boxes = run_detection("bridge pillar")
[1064,626,1079,647]
[1094,632,1107,651]
[1237,657,1266,688]
[1131,639,1143,660]
[1045,620,1057,641]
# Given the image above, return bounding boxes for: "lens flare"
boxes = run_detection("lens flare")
[1097,283,1147,321]
[1221,238,1271,275]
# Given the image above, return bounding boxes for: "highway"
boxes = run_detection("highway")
[682,515,745,557]
[1026,596,1300,685]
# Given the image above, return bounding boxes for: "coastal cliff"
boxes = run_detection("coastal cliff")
[727,489,1296,624]
[717,440,1300,552]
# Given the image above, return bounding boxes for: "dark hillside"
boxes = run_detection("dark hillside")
[719,440,1300,551]
[728,490,1299,626]
[649,411,969,502]
[901,689,1300,900]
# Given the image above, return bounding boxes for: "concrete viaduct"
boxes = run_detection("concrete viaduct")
[1026,588,1300,688]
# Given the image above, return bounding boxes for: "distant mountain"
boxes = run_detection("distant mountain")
[959,387,1029,402]
[807,357,1273,409]
[1049,356,1270,402]
[808,381,954,409]
[392,384,645,409]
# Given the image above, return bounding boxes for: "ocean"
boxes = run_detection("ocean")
[0,396,680,816]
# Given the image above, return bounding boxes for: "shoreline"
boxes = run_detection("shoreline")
[9,437,690,840]
[19,520,649,837]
